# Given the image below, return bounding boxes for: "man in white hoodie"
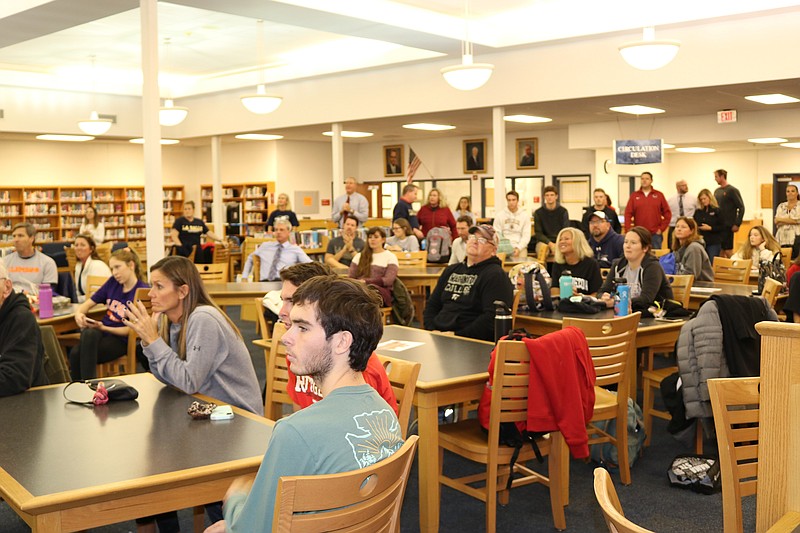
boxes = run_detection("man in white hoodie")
[492,190,531,258]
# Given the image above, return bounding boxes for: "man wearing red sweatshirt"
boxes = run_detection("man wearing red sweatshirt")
[624,171,672,250]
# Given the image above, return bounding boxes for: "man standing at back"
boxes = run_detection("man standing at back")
[533,186,569,261]
[3,222,58,293]
[209,277,403,533]
[493,190,531,259]
[624,172,671,250]
[713,169,745,258]
[331,177,368,228]
[392,184,424,240]
[667,180,698,244]
[424,224,513,341]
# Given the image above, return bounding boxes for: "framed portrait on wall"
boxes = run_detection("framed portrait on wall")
[463,139,487,174]
[384,145,404,177]
[516,138,538,169]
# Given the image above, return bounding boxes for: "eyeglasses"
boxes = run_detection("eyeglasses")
[467,234,490,245]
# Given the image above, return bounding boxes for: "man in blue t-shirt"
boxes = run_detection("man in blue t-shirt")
[206,277,403,533]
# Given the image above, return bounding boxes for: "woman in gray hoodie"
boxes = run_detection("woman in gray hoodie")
[672,216,714,281]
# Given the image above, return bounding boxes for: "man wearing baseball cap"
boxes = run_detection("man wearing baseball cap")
[423,224,513,341]
[587,211,624,268]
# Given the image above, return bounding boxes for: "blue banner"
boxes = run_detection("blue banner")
[614,139,662,165]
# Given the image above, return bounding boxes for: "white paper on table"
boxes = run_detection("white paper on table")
[376,340,425,352]
[690,287,723,294]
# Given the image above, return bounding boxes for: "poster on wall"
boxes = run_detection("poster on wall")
[294,190,318,215]
[614,139,662,165]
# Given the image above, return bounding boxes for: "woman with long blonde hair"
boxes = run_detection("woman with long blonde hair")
[417,187,458,240]
[551,227,602,295]
[732,225,781,270]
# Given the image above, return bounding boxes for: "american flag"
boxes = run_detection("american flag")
[406,147,421,184]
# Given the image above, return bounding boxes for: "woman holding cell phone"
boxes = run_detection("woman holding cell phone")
[70,248,149,380]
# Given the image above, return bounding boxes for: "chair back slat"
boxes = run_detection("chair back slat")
[376,355,421,439]
[760,277,782,307]
[195,263,229,283]
[667,274,694,308]
[264,321,293,420]
[391,250,427,267]
[593,468,654,533]
[712,257,752,284]
[274,435,418,532]
[709,376,761,533]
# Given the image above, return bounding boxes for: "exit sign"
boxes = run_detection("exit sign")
[717,110,737,124]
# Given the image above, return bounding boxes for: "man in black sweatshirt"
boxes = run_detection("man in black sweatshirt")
[423,224,513,341]
[0,263,48,396]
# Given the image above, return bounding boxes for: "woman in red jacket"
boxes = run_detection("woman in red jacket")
[417,188,457,240]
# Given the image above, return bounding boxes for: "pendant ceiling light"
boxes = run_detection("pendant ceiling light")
[159,38,188,126]
[441,0,493,91]
[77,56,112,136]
[619,27,680,70]
[241,20,282,114]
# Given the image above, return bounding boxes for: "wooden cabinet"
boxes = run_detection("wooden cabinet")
[201,182,275,238]
[0,186,185,244]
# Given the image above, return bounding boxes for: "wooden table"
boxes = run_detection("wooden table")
[515,309,685,400]
[205,281,281,307]
[37,304,105,334]
[375,326,494,533]
[0,373,273,532]
[689,280,787,310]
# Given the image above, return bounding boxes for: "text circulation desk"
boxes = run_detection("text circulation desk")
[0,374,273,532]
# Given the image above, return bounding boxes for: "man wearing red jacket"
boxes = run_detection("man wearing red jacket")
[276,262,397,413]
[624,171,672,250]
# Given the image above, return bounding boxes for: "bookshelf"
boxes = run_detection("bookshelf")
[0,186,185,244]
[200,182,275,238]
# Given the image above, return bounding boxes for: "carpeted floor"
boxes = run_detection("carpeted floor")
[0,310,755,532]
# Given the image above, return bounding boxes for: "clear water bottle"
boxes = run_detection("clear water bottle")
[559,270,573,300]
[38,284,53,319]
[420,238,427,251]
[614,280,630,317]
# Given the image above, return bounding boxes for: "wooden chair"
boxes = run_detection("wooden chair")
[593,468,654,533]
[562,313,640,485]
[212,244,231,280]
[380,306,392,325]
[40,325,72,384]
[495,252,506,265]
[713,257,752,284]
[761,276,782,308]
[64,245,77,276]
[709,377,760,533]
[264,321,292,420]
[195,263,229,283]
[254,296,272,342]
[667,274,694,309]
[97,287,150,378]
[376,355,421,439]
[242,237,272,261]
[96,241,112,264]
[780,246,793,272]
[169,243,197,263]
[391,250,427,267]
[126,240,149,273]
[438,339,568,532]
[273,435,418,532]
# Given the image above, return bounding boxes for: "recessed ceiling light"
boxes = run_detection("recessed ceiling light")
[322,131,374,138]
[36,134,94,142]
[235,134,284,141]
[744,94,800,105]
[675,147,716,153]
[609,105,665,115]
[402,123,456,131]
[747,137,788,144]
[503,115,552,124]
[129,138,180,145]
[780,142,800,148]
[662,143,675,149]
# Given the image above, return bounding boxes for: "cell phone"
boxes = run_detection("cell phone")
[210,405,235,421]
[655,317,684,322]
[84,317,98,325]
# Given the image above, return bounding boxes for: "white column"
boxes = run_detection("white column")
[211,136,224,236]
[492,107,507,210]
[331,123,344,200]
[140,0,164,269]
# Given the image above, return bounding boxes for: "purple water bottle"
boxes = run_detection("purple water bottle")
[39,284,54,319]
